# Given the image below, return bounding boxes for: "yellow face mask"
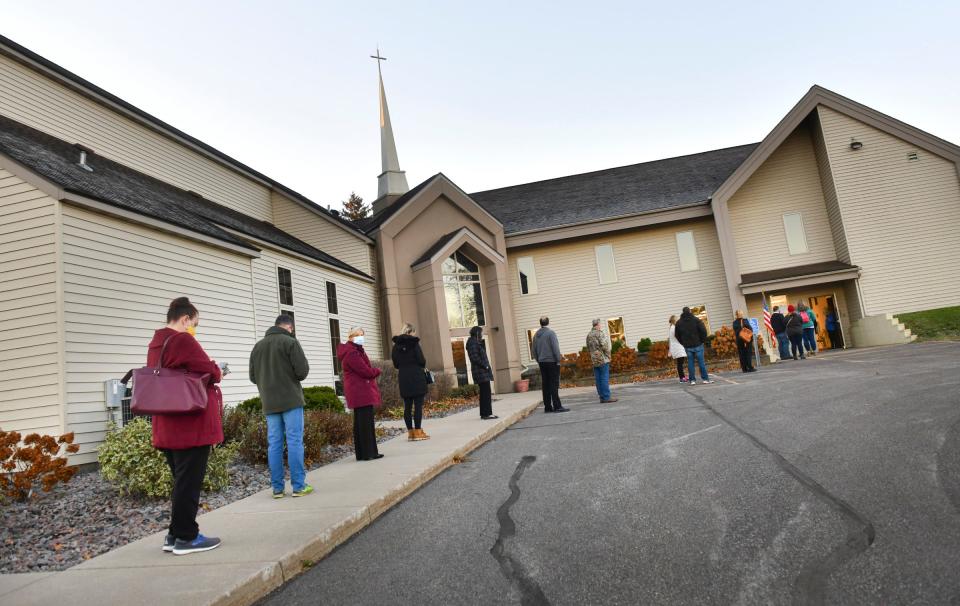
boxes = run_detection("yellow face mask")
[186,325,197,337]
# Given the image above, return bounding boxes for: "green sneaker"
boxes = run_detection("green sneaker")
[272,490,285,499]
[292,485,314,498]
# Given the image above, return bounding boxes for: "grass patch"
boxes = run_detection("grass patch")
[897,306,960,340]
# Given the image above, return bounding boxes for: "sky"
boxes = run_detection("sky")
[3,1,959,211]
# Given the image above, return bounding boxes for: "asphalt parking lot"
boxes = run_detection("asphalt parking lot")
[258,341,960,605]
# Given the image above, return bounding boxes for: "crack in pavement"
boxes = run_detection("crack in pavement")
[490,455,550,606]
[685,391,875,606]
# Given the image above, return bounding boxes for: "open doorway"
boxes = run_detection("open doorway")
[808,294,845,349]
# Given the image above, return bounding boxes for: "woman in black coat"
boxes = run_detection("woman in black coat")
[732,310,755,373]
[466,326,497,420]
[391,324,429,441]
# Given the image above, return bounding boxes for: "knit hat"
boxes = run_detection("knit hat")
[787,304,796,313]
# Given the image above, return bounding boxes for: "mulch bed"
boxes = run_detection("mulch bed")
[0,427,404,574]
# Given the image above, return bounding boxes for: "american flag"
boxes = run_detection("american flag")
[762,301,776,345]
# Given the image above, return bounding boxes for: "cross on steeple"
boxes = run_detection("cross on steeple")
[370,48,387,74]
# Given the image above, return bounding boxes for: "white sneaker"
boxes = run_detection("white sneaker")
[702,379,714,384]
[689,381,697,385]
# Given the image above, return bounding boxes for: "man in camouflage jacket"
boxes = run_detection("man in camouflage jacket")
[586,319,617,403]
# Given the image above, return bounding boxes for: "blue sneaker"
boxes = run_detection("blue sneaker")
[172,533,221,556]
[162,534,175,552]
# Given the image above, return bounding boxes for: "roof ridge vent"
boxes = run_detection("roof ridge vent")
[74,144,94,172]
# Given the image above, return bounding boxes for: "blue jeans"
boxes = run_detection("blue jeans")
[802,327,817,353]
[685,345,709,381]
[776,332,791,360]
[266,406,306,493]
[593,363,611,400]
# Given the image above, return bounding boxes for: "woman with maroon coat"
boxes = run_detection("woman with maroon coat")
[337,326,384,461]
[147,297,223,555]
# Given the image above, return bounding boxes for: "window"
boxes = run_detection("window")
[782,213,809,255]
[517,257,538,295]
[443,251,485,328]
[675,231,700,272]
[326,282,338,315]
[595,244,618,284]
[329,318,341,374]
[526,329,537,357]
[607,317,625,346]
[277,267,294,306]
[690,304,710,334]
[281,309,295,322]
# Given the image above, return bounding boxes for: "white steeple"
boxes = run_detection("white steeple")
[372,48,408,204]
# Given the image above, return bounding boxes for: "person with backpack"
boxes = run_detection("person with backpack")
[798,303,818,356]
[785,304,805,360]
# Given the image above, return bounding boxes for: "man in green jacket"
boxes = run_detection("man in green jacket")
[249,315,312,498]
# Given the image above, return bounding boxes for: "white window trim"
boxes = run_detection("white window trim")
[594,244,619,284]
[782,212,809,255]
[517,256,538,295]
[276,265,295,312]
[675,231,700,272]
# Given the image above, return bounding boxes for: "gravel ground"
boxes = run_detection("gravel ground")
[0,427,404,574]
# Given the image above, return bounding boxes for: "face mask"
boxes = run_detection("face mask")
[186,325,197,337]
[354,335,365,346]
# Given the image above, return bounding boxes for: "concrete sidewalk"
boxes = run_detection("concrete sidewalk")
[1,389,585,606]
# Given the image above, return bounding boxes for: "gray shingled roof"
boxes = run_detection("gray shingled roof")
[0,114,372,279]
[469,144,759,234]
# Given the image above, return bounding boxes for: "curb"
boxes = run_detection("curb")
[212,398,542,606]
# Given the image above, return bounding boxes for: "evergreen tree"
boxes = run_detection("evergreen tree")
[341,192,369,221]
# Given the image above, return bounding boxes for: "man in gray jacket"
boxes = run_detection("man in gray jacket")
[249,315,312,498]
[531,316,569,413]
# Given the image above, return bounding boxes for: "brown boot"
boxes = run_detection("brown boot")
[414,428,430,441]
[408,429,416,441]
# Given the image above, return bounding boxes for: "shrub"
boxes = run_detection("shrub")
[98,419,236,498]
[577,350,594,375]
[371,360,402,409]
[451,384,480,398]
[306,411,353,447]
[610,339,626,355]
[645,340,671,368]
[223,408,348,465]
[636,338,653,353]
[710,326,738,359]
[429,371,455,402]
[610,346,638,374]
[559,353,580,379]
[236,386,344,415]
[0,429,79,501]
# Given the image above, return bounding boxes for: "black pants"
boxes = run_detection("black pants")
[674,357,686,380]
[353,405,380,460]
[163,446,210,541]
[538,362,562,411]
[736,339,754,371]
[403,396,424,430]
[478,381,493,417]
[828,328,843,349]
[789,333,805,359]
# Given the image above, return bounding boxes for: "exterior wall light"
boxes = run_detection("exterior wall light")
[849,138,863,150]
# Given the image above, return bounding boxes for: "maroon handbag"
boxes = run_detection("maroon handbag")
[130,335,210,415]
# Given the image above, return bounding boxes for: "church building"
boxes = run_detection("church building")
[2,34,959,463]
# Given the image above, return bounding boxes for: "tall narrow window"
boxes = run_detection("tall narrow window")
[326,282,338,314]
[442,251,485,328]
[607,317,625,345]
[277,267,294,306]
[675,231,700,272]
[526,329,537,357]
[329,318,342,374]
[782,213,809,255]
[517,257,538,295]
[690,304,710,334]
[595,244,618,284]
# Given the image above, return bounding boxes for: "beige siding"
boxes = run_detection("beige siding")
[728,125,838,273]
[0,54,272,221]
[60,206,258,462]
[818,105,960,314]
[0,169,62,437]
[251,249,382,388]
[508,218,732,366]
[810,112,850,263]
[271,193,374,275]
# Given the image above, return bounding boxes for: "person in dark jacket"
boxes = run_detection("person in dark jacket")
[467,326,498,420]
[531,317,569,413]
[732,310,755,373]
[674,307,713,385]
[147,297,222,556]
[391,324,430,441]
[770,306,790,360]
[249,315,312,498]
[826,308,844,349]
[785,304,805,360]
[338,327,383,461]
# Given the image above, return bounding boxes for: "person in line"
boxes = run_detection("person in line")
[466,326,498,420]
[249,314,312,498]
[826,307,844,349]
[770,306,790,361]
[732,310,756,373]
[785,304,805,360]
[798,302,818,356]
[668,315,688,383]
[392,323,430,440]
[148,297,222,555]
[675,307,714,385]
[586,319,618,401]
[338,327,384,461]
[531,316,569,413]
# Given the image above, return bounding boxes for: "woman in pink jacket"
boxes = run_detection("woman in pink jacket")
[337,327,384,461]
